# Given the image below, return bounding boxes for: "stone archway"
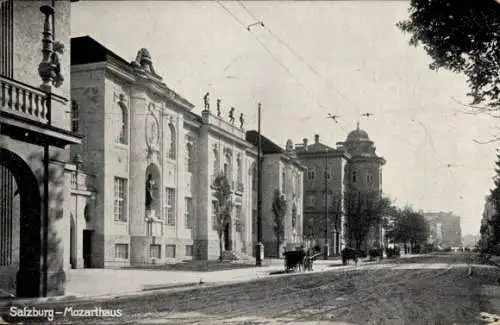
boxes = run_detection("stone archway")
[0,148,42,297]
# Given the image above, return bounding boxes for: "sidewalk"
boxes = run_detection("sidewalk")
[14,254,422,304]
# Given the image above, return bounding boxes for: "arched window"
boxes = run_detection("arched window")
[213,148,219,177]
[185,143,193,173]
[117,101,128,144]
[223,152,232,180]
[236,155,242,183]
[281,169,286,193]
[71,100,79,133]
[168,123,176,159]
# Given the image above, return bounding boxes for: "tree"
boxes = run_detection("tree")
[345,192,387,250]
[486,151,500,251]
[213,173,232,261]
[272,189,287,258]
[397,0,500,108]
[391,207,430,252]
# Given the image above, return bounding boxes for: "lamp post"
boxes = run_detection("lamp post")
[256,102,264,266]
[323,148,329,260]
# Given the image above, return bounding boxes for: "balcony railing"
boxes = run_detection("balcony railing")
[1,75,50,124]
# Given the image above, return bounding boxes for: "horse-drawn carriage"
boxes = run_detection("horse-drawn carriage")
[283,246,322,272]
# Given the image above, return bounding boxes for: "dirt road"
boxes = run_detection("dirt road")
[6,253,500,325]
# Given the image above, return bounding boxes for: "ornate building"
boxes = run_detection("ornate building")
[337,123,386,251]
[0,1,80,297]
[246,131,306,258]
[70,36,256,266]
[296,123,386,255]
[295,134,348,256]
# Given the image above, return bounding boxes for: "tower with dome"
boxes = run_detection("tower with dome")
[295,122,386,256]
[337,122,386,251]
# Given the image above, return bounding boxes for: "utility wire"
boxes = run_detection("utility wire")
[216,0,325,110]
[237,0,364,115]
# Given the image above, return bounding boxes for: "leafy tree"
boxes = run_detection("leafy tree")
[213,173,232,261]
[345,192,387,250]
[391,207,429,252]
[272,189,287,258]
[487,151,500,251]
[397,0,500,108]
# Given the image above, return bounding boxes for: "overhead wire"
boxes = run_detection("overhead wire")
[216,0,325,110]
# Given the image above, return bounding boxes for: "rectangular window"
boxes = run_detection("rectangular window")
[150,244,161,259]
[352,171,357,183]
[308,170,315,180]
[114,177,127,221]
[185,245,193,257]
[70,171,77,188]
[165,187,176,226]
[165,244,176,258]
[115,244,129,259]
[236,206,242,232]
[185,197,193,229]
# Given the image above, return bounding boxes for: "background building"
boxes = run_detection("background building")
[424,211,463,248]
[246,131,305,258]
[337,123,386,251]
[70,36,256,266]
[295,134,348,256]
[0,0,80,297]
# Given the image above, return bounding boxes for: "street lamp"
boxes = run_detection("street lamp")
[323,148,329,260]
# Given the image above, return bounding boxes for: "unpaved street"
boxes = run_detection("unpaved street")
[9,254,500,325]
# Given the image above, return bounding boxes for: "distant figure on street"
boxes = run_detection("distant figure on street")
[239,113,245,128]
[229,107,235,124]
[203,92,210,111]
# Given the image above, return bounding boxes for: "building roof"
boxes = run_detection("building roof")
[245,130,284,154]
[71,36,131,67]
[346,123,371,142]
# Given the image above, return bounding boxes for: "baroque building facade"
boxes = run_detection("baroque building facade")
[70,36,257,267]
[0,0,80,297]
[246,131,306,258]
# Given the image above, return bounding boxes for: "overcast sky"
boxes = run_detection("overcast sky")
[71,1,498,236]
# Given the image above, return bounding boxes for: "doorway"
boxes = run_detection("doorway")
[83,230,92,268]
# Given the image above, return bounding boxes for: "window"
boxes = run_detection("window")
[165,244,176,258]
[212,201,218,230]
[367,172,374,185]
[186,143,194,173]
[150,244,161,258]
[308,170,315,180]
[185,245,193,257]
[352,171,357,183]
[168,124,176,159]
[306,193,315,207]
[325,168,331,179]
[115,244,129,259]
[165,187,176,226]
[252,167,257,190]
[236,206,242,232]
[114,177,127,221]
[237,156,242,183]
[117,102,128,144]
[223,154,231,180]
[70,171,77,188]
[185,197,193,229]
[213,148,219,176]
[71,100,79,133]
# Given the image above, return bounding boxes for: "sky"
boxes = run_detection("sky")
[71,1,499,236]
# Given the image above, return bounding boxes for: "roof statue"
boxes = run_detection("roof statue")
[132,48,157,75]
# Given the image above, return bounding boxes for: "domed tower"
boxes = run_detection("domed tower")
[337,122,386,250]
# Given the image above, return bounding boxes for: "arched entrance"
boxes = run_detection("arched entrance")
[0,148,42,297]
